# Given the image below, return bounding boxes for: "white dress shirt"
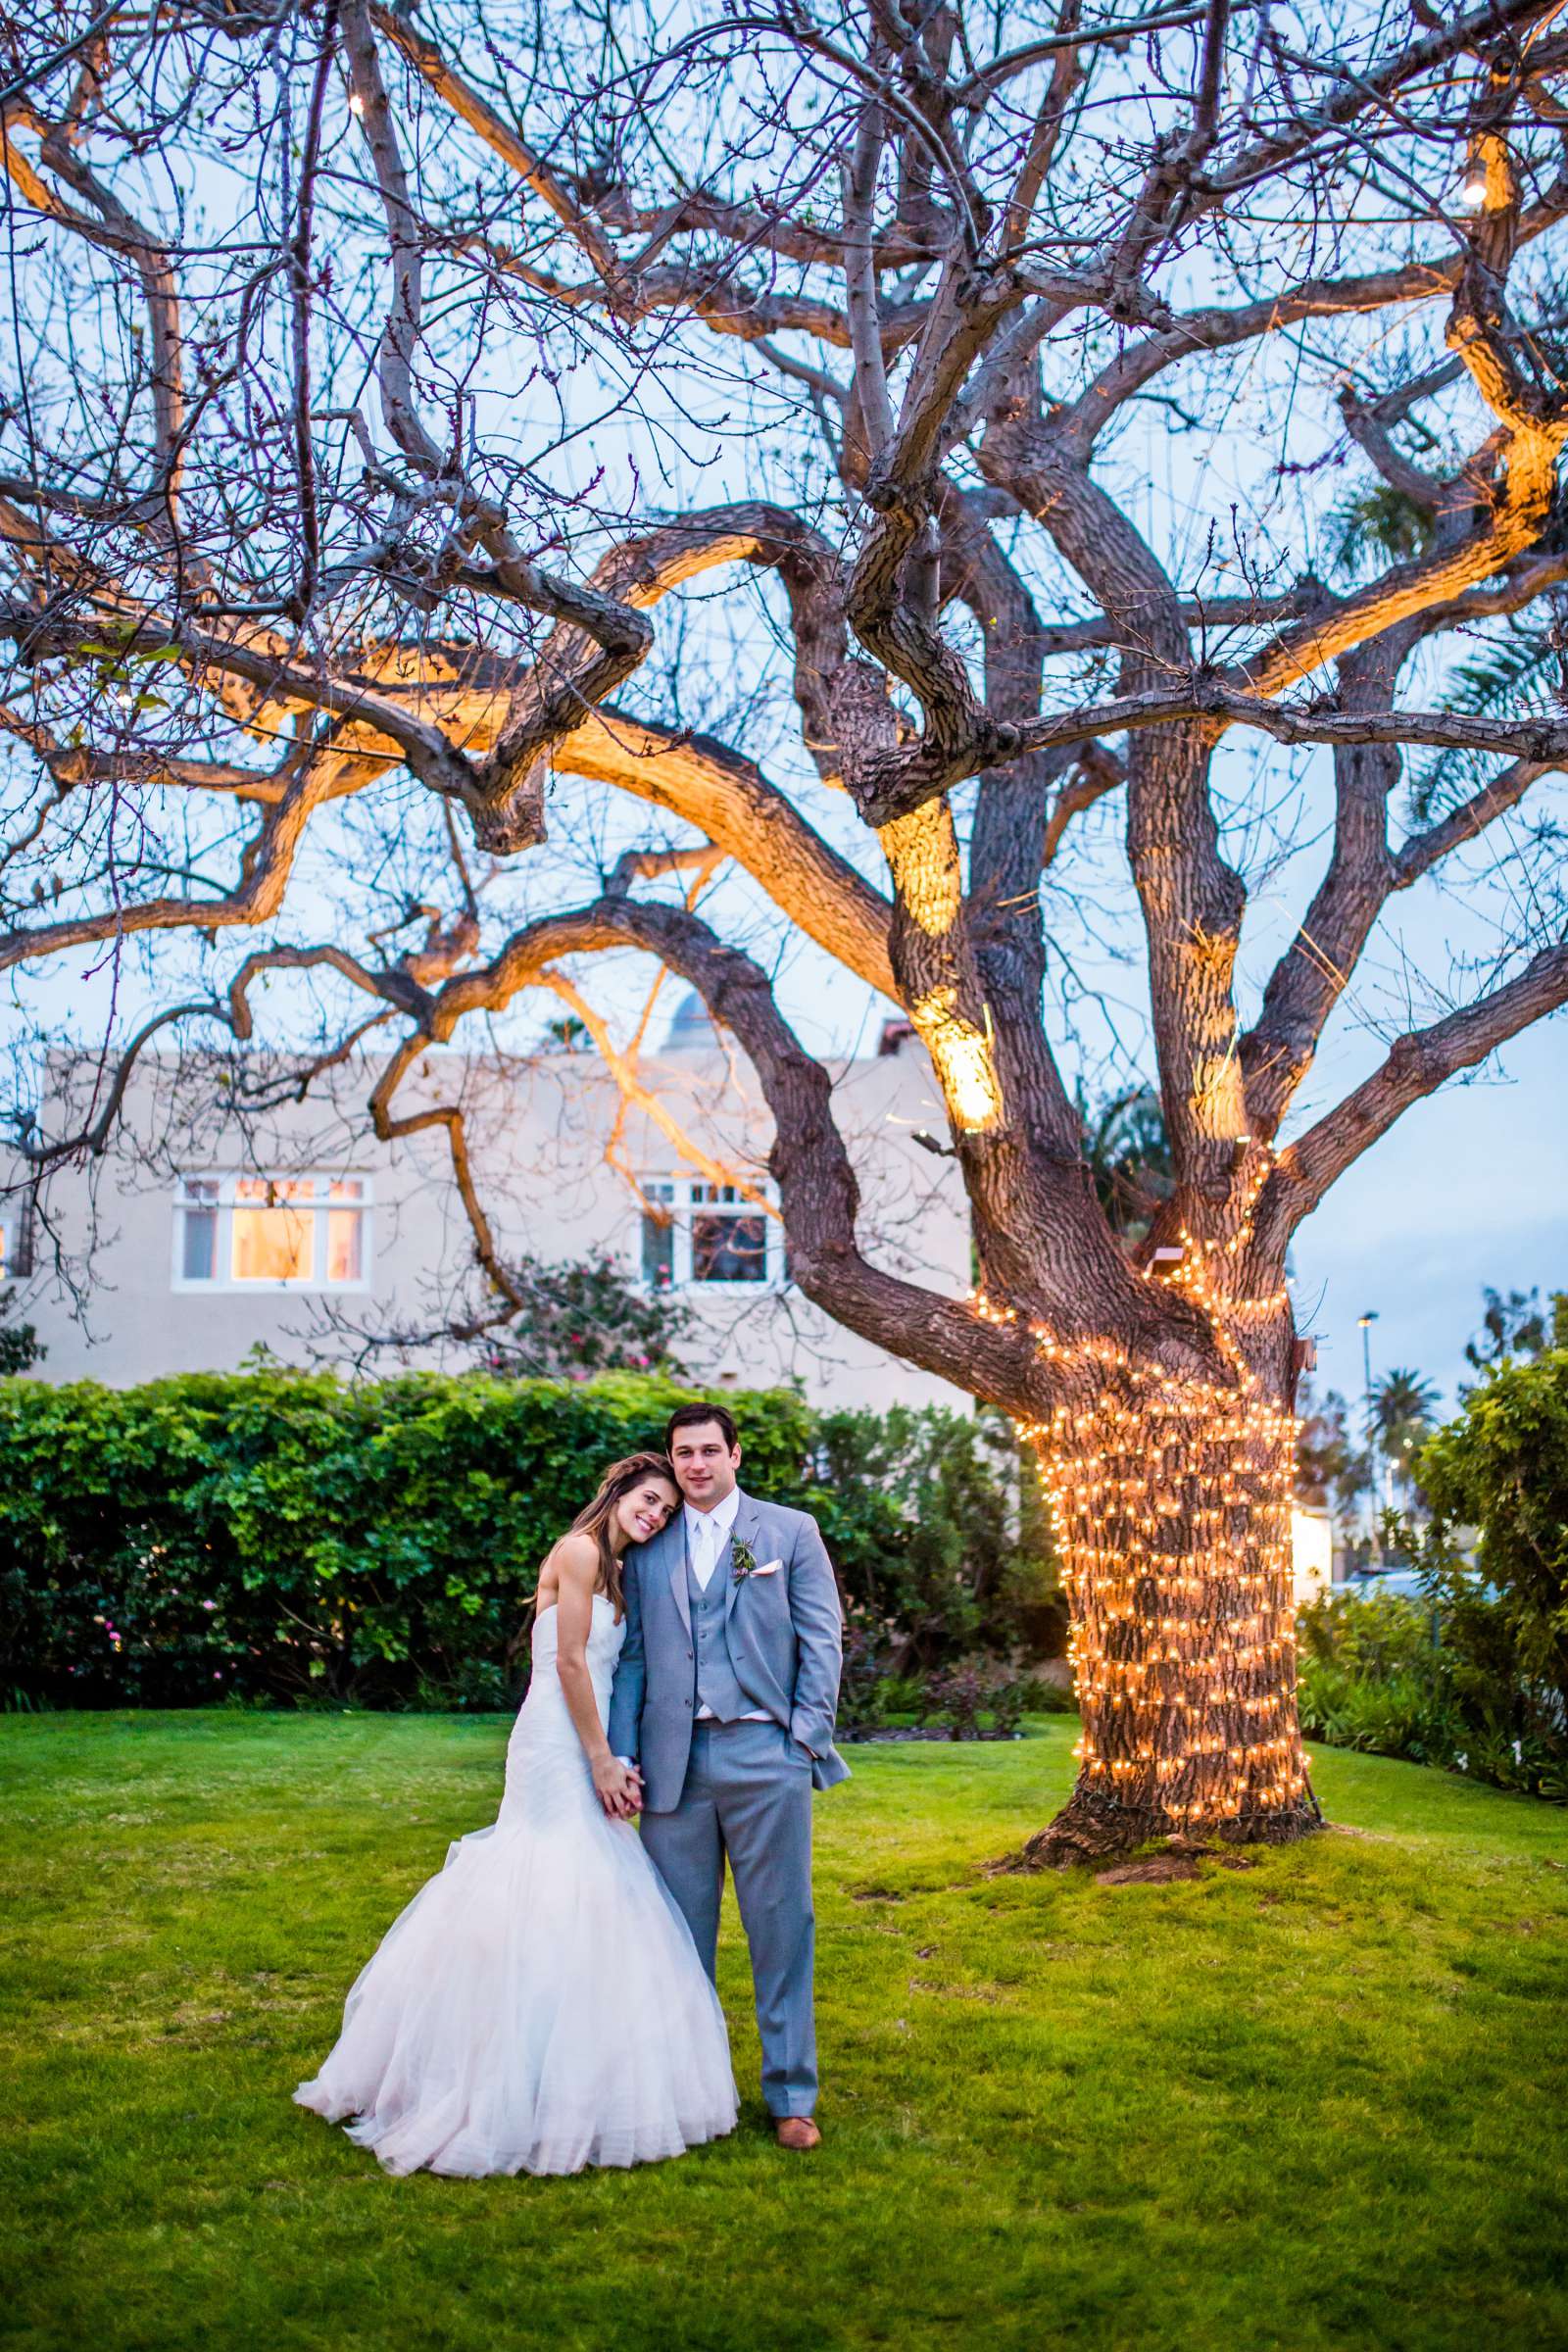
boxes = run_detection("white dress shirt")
[687,1488,768,1723]
[684,1486,741,1592]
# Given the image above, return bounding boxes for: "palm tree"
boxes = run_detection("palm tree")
[1079,1090,1174,1246]
[1370,1370,1442,1505]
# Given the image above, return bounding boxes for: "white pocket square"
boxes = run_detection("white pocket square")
[752,1558,783,1576]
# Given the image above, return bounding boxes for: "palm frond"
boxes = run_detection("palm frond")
[1327,484,1436,579]
[1408,622,1564,823]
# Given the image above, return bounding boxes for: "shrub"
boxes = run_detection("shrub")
[878,1673,930,1720]
[837,1606,896,1733]
[474,1254,693,1379]
[0,1370,810,1711]
[1022,1670,1078,1716]
[800,1404,1063,1669]
[925,1655,1030,1740]
[1295,1349,1568,1806]
[1419,1345,1568,1735]
[1298,1657,1463,1768]
[0,1369,1062,1711]
[1298,1588,1466,1766]
[1298,1582,1440,1682]
[0,1292,43,1376]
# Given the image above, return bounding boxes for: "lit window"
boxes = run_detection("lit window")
[232,1177,314,1283]
[634,1177,780,1291]
[326,1179,366,1284]
[172,1174,372,1292]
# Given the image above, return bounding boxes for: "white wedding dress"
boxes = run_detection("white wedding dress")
[294,1593,737,2176]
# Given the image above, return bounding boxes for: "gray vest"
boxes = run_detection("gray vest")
[688,1544,748,1722]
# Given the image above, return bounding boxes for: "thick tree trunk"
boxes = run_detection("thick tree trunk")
[1018,1372,1322,1866]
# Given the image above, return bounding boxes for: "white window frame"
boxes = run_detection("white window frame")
[171,1172,374,1295]
[636,1175,784,1294]
[0,1188,35,1284]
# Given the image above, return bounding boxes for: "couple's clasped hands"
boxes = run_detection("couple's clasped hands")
[593,1754,643,1819]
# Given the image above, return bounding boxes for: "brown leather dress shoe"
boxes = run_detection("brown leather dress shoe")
[773,2116,822,2151]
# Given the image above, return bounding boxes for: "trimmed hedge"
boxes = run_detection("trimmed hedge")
[0,1372,809,1711]
[0,1370,1055,1711]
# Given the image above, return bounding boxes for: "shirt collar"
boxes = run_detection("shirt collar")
[685,1485,741,1545]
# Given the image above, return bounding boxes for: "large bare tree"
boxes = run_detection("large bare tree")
[4,0,1568,1857]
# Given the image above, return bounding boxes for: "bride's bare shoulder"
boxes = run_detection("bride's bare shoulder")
[533,1529,598,1605]
[544,1531,600,1584]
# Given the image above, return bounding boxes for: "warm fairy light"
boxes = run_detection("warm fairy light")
[982,1135,1312,1834]
[912,988,1003,1134]
[348,89,366,118]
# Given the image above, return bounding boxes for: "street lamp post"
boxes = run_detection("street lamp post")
[1358,1310,1381,1566]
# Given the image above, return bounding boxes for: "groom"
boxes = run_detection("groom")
[607,1400,849,2151]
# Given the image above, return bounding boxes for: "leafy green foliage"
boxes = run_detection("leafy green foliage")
[1328,481,1436,576]
[1418,1344,1568,1788]
[474,1253,693,1379]
[0,1290,43,1375]
[924,1656,1029,1740]
[1407,620,1564,820]
[537,1012,592,1051]
[0,1370,809,1711]
[1078,1086,1174,1242]
[1298,1346,1568,1802]
[1298,1588,1462,1771]
[0,1372,1054,1711]
[1464,1283,1568,1378]
[1298,1343,1568,1812]
[800,1404,1062,1671]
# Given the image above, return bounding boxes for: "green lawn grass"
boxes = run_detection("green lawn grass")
[3,1710,1566,2352]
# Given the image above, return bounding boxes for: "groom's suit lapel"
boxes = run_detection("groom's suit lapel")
[662,1513,691,1633]
[720,1490,762,1628]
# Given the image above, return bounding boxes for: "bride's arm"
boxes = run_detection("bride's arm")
[551,1537,639,1818]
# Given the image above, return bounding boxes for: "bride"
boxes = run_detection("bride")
[294,1452,738,2177]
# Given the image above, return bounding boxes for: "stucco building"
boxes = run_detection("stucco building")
[2,999,971,1410]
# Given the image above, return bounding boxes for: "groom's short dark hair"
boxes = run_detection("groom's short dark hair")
[665,1400,740,1453]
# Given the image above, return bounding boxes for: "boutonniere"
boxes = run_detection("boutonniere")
[731,1538,761,1587]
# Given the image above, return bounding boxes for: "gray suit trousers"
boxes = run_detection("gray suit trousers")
[639,1718,816,2119]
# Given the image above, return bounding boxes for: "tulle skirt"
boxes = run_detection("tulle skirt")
[294,1801,738,2178]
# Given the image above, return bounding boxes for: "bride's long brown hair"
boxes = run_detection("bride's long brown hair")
[562,1450,678,1621]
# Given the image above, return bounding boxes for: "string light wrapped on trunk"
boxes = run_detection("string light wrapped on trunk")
[977,1143,1316,1840]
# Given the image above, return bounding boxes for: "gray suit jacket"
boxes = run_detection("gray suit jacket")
[607,1487,851,1812]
